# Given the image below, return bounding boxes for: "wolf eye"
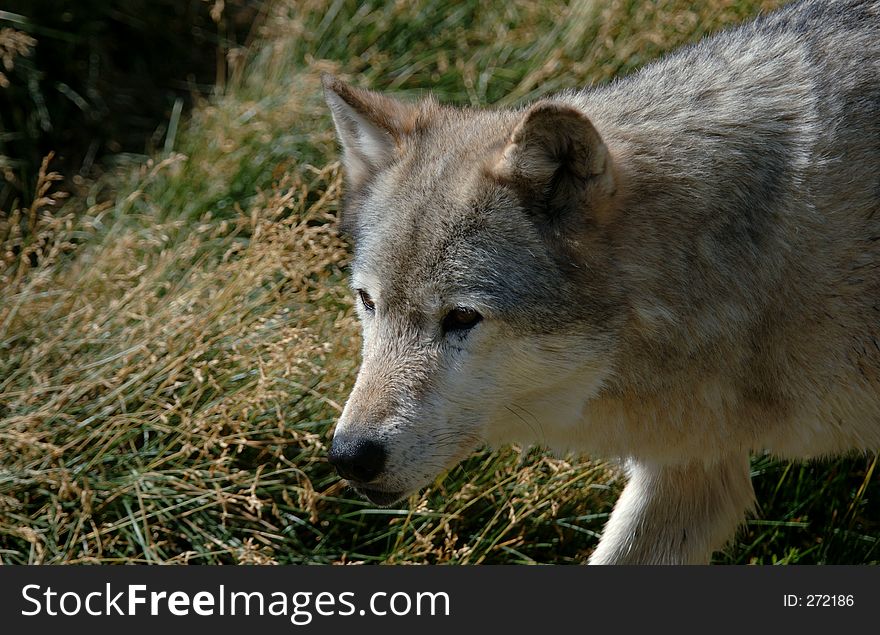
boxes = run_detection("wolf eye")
[442,307,483,333]
[358,289,375,312]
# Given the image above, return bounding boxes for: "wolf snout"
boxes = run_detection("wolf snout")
[328,435,387,482]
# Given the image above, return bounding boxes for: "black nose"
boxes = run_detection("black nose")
[328,436,387,482]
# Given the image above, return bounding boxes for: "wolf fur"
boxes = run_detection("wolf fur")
[323,0,880,564]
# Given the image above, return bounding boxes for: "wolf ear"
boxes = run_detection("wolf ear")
[322,74,420,186]
[493,102,614,221]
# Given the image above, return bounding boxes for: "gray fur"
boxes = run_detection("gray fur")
[324,0,880,564]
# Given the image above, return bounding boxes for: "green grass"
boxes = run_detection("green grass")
[1,0,877,565]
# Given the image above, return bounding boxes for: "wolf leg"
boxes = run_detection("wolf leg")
[588,454,754,564]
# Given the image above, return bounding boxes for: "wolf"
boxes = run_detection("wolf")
[322,0,880,564]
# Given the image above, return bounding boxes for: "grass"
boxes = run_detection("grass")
[1,0,877,565]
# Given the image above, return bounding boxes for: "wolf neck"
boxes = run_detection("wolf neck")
[555,53,819,393]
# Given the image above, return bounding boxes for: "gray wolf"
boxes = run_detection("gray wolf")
[322,0,880,564]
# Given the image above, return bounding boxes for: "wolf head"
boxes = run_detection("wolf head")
[323,75,623,505]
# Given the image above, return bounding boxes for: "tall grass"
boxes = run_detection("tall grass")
[1,0,877,564]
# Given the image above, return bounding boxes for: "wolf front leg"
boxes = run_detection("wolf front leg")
[588,454,755,564]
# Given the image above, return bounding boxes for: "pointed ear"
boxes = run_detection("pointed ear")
[492,102,614,221]
[322,74,420,186]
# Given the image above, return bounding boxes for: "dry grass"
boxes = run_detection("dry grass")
[0,26,35,89]
[2,0,877,565]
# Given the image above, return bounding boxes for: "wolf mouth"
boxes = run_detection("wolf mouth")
[351,484,407,507]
